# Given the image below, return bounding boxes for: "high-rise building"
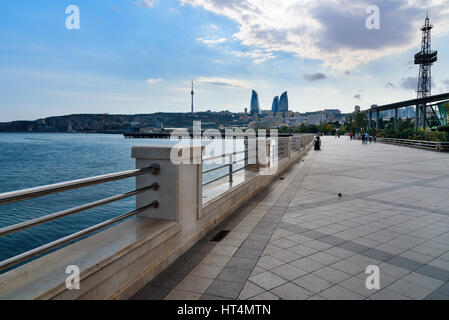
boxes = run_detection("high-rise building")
[271,96,279,115]
[278,92,289,113]
[250,90,261,115]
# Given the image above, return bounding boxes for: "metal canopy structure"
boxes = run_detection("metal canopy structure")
[366,15,445,130]
[366,92,449,130]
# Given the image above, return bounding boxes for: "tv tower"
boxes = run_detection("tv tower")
[191,79,195,114]
[414,13,437,129]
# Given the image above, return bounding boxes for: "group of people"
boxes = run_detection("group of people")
[349,132,377,144]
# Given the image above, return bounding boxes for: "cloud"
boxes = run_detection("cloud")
[135,0,155,8]
[385,82,396,89]
[304,73,326,81]
[400,77,417,90]
[196,77,249,88]
[354,94,362,99]
[196,37,227,47]
[444,79,449,90]
[180,0,449,70]
[146,78,163,84]
[231,49,275,64]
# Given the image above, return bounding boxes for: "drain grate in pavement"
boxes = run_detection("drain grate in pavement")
[211,230,231,242]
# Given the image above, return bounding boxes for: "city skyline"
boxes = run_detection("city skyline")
[1,1,449,122]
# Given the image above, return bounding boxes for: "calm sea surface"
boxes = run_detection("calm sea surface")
[0,133,242,269]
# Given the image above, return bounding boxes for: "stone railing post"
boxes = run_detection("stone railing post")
[132,144,204,239]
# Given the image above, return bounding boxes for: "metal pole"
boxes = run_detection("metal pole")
[394,108,398,129]
[415,105,419,131]
[229,154,233,183]
[376,111,379,129]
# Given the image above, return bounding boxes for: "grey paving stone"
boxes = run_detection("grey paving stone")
[241,239,268,250]
[387,279,435,300]
[238,281,266,300]
[217,267,252,284]
[312,266,353,284]
[270,263,307,281]
[293,274,334,294]
[234,247,264,259]
[370,288,412,300]
[270,282,314,300]
[269,250,301,263]
[249,271,288,291]
[319,285,365,300]
[204,280,245,299]
[131,285,171,300]
[226,257,258,271]
[386,256,423,271]
[290,257,326,273]
[432,281,449,296]
[363,248,395,262]
[415,264,449,282]
[337,241,369,253]
[249,292,280,300]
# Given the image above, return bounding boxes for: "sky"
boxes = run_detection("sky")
[1,0,449,121]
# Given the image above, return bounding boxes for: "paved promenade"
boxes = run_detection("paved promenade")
[133,137,449,300]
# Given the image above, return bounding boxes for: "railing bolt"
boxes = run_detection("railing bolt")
[151,200,160,209]
[150,163,161,175]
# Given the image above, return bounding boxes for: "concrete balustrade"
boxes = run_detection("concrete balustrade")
[0,134,314,300]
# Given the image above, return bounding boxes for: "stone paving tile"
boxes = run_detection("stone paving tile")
[238,281,266,300]
[174,276,214,294]
[270,282,314,300]
[293,274,334,294]
[319,285,365,300]
[369,288,412,300]
[249,292,280,300]
[289,257,326,273]
[312,267,353,284]
[217,267,252,284]
[270,264,307,281]
[164,289,202,300]
[387,279,435,300]
[269,250,302,263]
[249,271,288,291]
[226,257,258,271]
[189,263,224,279]
[257,256,285,270]
[204,280,245,299]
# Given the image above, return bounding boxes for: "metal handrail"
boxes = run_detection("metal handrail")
[0,201,159,271]
[0,184,159,237]
[202,149,248,162]
[0,164,161,272]
[0,164,161,205]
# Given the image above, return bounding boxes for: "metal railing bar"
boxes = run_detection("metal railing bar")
[232,166,246,174]
[202,164,230,175]
[0,164,160,206]
[0,201,159,272]
[202,172,231,187]
[202,150,246,162]
[202,148,258,162]
[0,183,160,238]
